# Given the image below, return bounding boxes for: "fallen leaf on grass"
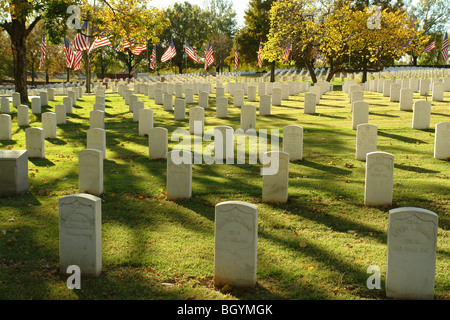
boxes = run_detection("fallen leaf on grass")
[299,241,307,248]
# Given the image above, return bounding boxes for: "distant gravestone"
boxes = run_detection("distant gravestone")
[262,151,289,203]
[240,105,256,131]
[233,89,244,107]
[356,123,377,161]
[63,97,73,114]
[90,110,105,129]
[304,92,316,114]
[364,151,394,206]
[419,78,430,96]
[199,91,209,109]
[42,112,57,139]
[1,97,10,114]
[434,122,450,160]
[0,150,28,197]
[383,80,392,97]
[283,125,303,161]
[399,88,413,111]
[163,93,174,111]
[216,96,228,118]
[185,88,194,104]
[386,207,438,300]
[87,128,106,159]
[78,149,103,195]
[17,105,29,127]
[247,85,257,102]
[55,105,66,125]
[272,88,282,106]
[59,193,102,277]
[139,108,153,137]
[431,82,444,102]
[352,101,369,130]
[31,97,41,114]
[390,84,401,102]
[166,150,192,200]
[133,101,144,123]
[148,127,168,160]
[258,82,266,96]
[351,90,364,105]
[12,92,20,107]
[0,114,12,140]
[214,201,258,288]
[174,99,186,120]
[259,94,271,116]
[154,89,163,105]
[25,127,45,158]
[412,100,431,130]
[214,126,234,164]
[189,107,204,135]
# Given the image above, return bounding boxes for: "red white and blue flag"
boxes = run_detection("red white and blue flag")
[423,39,435,53]
[73,50,83,71]
[441,32,448,61]
[130,42,147,56]
[235,39,238,69]
[204,40,214,69]
[64,39,75,68]
[257,43,263,68]
[39,34,47,70]
[89,35,112,54]
[282,40,292,63]
[73,21,90,52]
[185,39,201,63]
[161,39,176,62]
[150,45,156,70]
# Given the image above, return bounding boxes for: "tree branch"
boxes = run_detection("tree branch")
[26,16,42,38]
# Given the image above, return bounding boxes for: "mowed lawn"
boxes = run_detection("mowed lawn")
[0,77,449,300]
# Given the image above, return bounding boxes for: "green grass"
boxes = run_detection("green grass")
[0,77,449,300]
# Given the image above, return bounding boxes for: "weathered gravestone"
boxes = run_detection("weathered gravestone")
[163,93,174,111]
[412,100,431,130]
[214,201,258,288]
[304,92,316,114]
[59,193,102,277]
[259,94,271,116]
[139,108,153,137]
[0,114,12,140]
[352,101,369,130]
[25,127,45,158]
[90,110,105,129]
[399,88,413,111]
[434,122,450,160]
[166,150,192,200]
[87,128,106,159]
[216,96,228,118]
[31,97,41,114]
[78,149,103,195]
[42,112,57,139]
[282,125,303,161]
[364,151,394,206]
[386,207,438,300]
[174,99,186,120]
[214,125,234,164]
[189,107,204,135]
[356,123,377,161]
[63,97,73,114]
[240,105,256,131]
[271,88,282,106]
[0,97,9,114]
[233,89,244,108]
[0,150,28,197]
[262,151,289,203]
[55,105,66,125]
[17,105,29,127]
[390,84,401,102]
[148,127,168,160]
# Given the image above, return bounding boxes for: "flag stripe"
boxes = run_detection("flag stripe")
[185,39,201,63]
[64,39,75,68]
[161,40,176,62]
[204,40,214,69]
[441,32,448,61]
[39,35,46,70]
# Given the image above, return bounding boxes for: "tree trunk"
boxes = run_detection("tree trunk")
[362,64,367,83]
[31,61,35,87]
[412,56,418,66]
[10,21,28,102]
[305,60,317,84]
[270,61,275,82]
[178,64,183,74]
[85,51,91,93]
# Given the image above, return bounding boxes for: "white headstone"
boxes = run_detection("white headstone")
[87,128,106,159]
[90,110,105,129]
[259,94,271,116]
[304,93,316,114]
[272,88,281,106]
[233,89,244,107]
[166,150,192,200]
[356,123,377,161]
[78,149,103,195]
[148,127,168,160]
[55,105,66,125]
[0,150,28,196]
[412,100,431,130]
[163,93,173,111]
[0,97,10,114]
[364,151,394,206]
[63,97,73,114]
[283,125,303,161]
[386,207,438,300]
[199,91,209,109]
[399,88,413,111]
[59,193,102,277]
[42,112,57,139]
[189,107,204,135]
[17,105,29,127]
[240,105,256,131]
[12,92,20,107]
[352,101,369,130]
[434,122,450,160]
[214,201,258,288]
[0,114,12,140]
[262,151,289,203]
[25,127,45,158]
[214,126,234,164]
[216,96,228,118]
[31,97,41,114]
[138,108,153,137]
[431,82,444,101]
[174,99,186,120]
[390,84,401,102]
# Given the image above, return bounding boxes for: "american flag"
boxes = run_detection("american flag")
[423,39,435,53]
[185,39,201,63]
[130,42,147,56]
[257,43,263,68]
[235,39,239,70]
[150,45,156,70]
[118,66,126,73]
[441,32,448,61]
[115,41,131,52]
[38,34,46,70]
[64,39,75,68]
[89,36,112,54]
[282,40,292,63]
[161,39,176,62]
[73,21,90,52]
[322,53,327,67]
[204,40,214,69]
[73,51,83,71]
